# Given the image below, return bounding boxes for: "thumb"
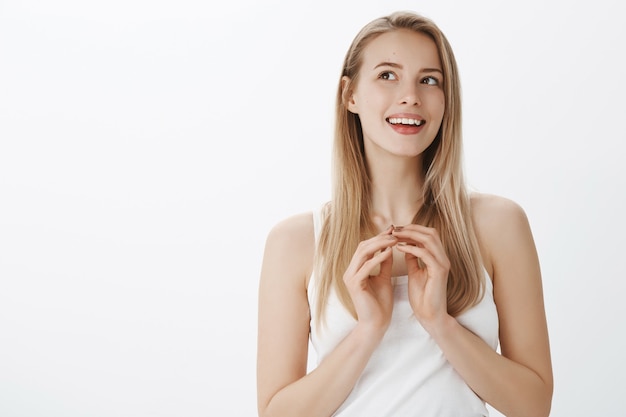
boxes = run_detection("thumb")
[405,252,427,287]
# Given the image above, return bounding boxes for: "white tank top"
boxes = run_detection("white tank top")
[307,207,499,417]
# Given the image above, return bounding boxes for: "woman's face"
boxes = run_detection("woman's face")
[346,29,445,161]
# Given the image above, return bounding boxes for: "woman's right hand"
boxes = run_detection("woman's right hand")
[343,226,397,335]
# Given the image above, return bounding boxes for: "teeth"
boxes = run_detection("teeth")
[388,117,424,126]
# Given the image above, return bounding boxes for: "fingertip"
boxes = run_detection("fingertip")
[395,242,409,250]
[380,246,394,260]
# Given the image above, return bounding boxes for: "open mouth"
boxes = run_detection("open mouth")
[386,117,425,126]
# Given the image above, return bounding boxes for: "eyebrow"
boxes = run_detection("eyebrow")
[373,62,443,74]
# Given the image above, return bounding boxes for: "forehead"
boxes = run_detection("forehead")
[361,29,441,69]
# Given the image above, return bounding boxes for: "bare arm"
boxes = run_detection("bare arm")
[394,195,553,417]
[256,213,396,417]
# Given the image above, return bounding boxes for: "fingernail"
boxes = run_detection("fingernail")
[393,226,404,232]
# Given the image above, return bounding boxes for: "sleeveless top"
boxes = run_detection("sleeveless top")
[307,207,500,417]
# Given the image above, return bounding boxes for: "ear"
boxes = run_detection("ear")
[341,76,358,114]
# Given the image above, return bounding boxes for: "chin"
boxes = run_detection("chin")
[389,145,430,159]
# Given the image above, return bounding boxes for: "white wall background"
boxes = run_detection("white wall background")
[1,0,624,416]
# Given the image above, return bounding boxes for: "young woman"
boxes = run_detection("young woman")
[257,11,552,417]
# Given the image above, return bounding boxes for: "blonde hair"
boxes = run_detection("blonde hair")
[315,11,484,324]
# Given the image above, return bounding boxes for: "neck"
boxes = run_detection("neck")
[366,152,425,230]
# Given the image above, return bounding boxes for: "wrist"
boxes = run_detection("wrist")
[421,313,457,340]
[352,322,387,349]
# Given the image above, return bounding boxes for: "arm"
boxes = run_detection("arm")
[256,214,396,417]
[394,195,553,417]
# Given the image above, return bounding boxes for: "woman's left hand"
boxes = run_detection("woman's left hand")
[392,225,451,331]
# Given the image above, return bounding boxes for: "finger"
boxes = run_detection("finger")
[345,234,397,276]
[351,246,394,283]
[395,243,447,277]
[392,225,442,247]
[404,249,423,277]
[392,226,448,266]
[377,245,394,278]
[393,224,432,234]
[404,253,428,293]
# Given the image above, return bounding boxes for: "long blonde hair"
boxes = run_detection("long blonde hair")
[315,11,484,324]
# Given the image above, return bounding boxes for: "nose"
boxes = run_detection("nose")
[399,82,421,106]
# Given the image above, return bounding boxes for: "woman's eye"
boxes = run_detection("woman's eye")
[422,76,439,86]
[379,71,397,80]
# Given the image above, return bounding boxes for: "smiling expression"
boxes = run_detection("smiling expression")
[345,29,445,160]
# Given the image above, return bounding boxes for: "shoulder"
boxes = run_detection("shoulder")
[470,192,530,233]
[469,193,536,277]
[265,211,315,256]
[262,211,316,289]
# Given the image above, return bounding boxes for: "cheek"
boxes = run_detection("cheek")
[434,94,445,119]
[423,89,445,115]
[351,91,371,114]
